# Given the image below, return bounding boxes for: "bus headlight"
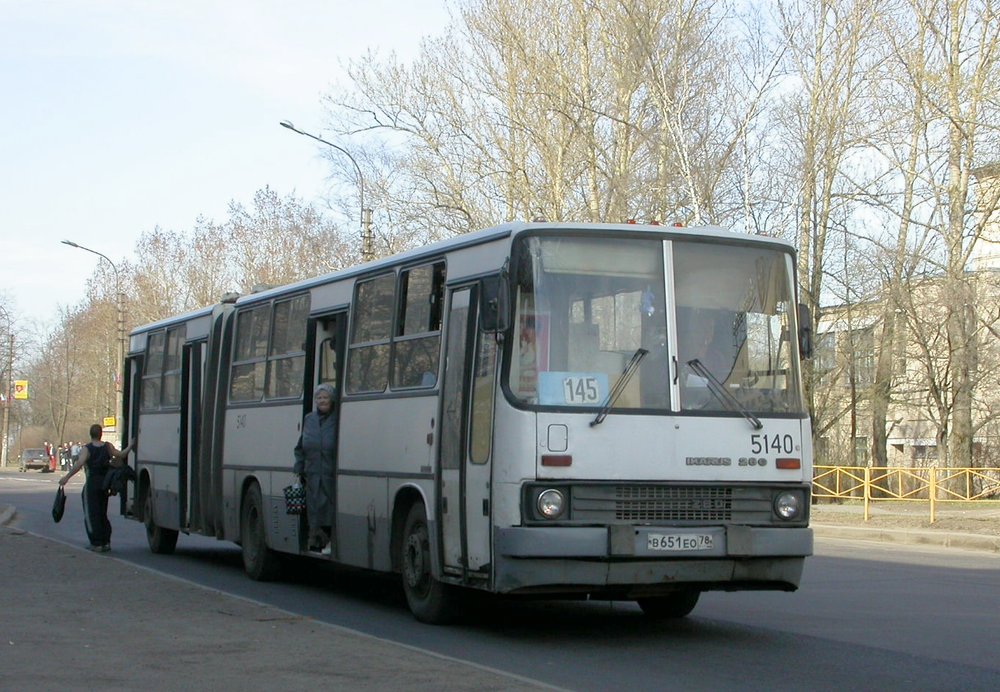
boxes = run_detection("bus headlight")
[536,489,566,519]
[773,491,802,520]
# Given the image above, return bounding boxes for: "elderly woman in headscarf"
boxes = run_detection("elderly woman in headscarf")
[293,383,338,554]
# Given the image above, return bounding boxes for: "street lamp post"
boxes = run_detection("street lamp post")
[279,120,374,262]
[0,305,12,468]
[61,240,125,443]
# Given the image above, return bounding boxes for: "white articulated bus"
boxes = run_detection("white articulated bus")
[122,222,814,623]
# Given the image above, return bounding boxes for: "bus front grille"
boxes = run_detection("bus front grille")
[613,485,733,521]
[570,484,775,524]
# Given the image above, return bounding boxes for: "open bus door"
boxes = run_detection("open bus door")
[439,285,495,581]
[122,352,143,518]
[309,311,346,554]
[180,340,205,530]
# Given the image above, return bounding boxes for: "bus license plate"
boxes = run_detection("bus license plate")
[647,533,714,551]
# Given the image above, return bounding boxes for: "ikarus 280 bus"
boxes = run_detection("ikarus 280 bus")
[122,222,814,623]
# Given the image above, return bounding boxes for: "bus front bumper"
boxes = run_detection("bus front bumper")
[492,525,812,595]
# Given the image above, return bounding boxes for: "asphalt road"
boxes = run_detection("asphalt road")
[4,470,1000,691]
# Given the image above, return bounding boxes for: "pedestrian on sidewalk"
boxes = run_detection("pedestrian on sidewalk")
[59,424,136,552]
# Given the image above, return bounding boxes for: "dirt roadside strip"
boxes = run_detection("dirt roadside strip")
[810,522,1000,553]
[0,519,554,692]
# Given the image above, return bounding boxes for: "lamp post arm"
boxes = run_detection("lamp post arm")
[278,121,365,219]
[61,240,118,280]
[60,239,122,313]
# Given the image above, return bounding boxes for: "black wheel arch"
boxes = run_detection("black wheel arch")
[238,474,266,545]
[391,486,426,573]
[136,470,152,522]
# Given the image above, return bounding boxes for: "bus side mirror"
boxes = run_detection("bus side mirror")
[479,274,510,333]
[797,303,813,359]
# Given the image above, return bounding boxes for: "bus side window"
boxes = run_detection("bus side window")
[162,325,186,407]
[266,294,309,399]
[393,261,445,389]
[230,305,270,402]
[141,330,166,410]
[347,273,395,394]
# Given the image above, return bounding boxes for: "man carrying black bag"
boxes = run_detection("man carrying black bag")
[52,485,66,522]
[59,424,136,553]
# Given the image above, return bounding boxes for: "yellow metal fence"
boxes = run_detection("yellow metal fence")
[812,465,1000,522]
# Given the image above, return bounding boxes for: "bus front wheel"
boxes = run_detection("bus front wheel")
[241,483,281,581]
[636,590,701,619]
[144,490,178,555]
[400,503,456,624]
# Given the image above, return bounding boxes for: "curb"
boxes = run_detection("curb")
[812,523,1000,554]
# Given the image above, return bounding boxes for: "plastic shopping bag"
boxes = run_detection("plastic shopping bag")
[283,483,306,515]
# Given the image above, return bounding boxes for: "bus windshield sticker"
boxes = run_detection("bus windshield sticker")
[538,372,608,406]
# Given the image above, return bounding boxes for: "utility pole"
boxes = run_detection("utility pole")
[0,305,12,468]
[362,207,374,263]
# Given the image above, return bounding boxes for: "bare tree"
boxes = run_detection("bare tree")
[25,308,78,443]
[20,304,108,444]
[224,186,352,292]
[874,0,1000,467]
[327,0,775,244]
[775,0,880,438]
[130,226,202,322]
[933,0,1000,467]
[865,2,935,470]
[128,187,351,324]
[25,189,348,447]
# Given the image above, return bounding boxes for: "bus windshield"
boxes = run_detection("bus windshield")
[507,234,805,415]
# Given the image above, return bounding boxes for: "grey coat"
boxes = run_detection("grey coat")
[293,411,337,528]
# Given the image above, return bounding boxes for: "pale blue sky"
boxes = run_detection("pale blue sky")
[0,0,450,328]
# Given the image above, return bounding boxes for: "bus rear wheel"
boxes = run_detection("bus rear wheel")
[241,483,281,581]
[400,503,457,624]
[636,590,701,619]
[144,490,178,555]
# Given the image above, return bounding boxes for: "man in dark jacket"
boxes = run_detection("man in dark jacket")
[59,424,136,552]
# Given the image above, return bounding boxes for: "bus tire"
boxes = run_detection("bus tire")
[241,483,281,581]
[144,490,178,555]
[400,503,456,624]
[636,590,700,619]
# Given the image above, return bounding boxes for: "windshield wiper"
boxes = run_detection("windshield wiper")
[591,348,648,427]
[687,359,763,430]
